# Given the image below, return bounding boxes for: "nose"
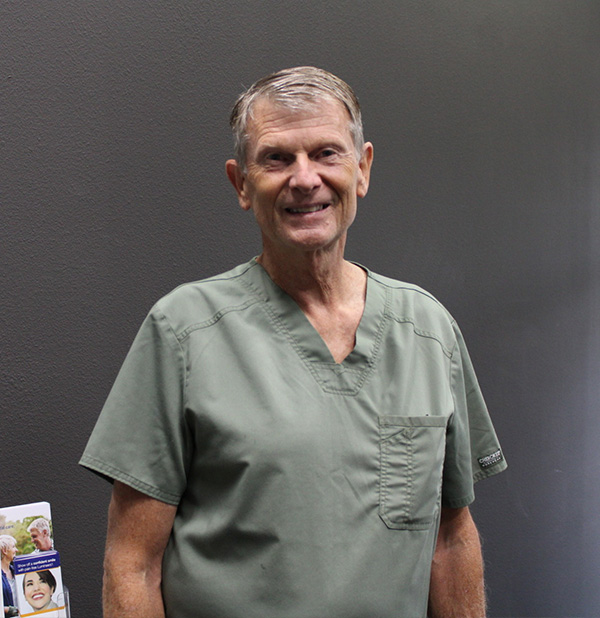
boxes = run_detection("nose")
[288,155,321,193]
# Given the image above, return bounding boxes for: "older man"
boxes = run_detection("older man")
[81,66,506,618]
[27,518,53,553]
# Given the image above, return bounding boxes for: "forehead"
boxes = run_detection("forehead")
[246,97,353,147]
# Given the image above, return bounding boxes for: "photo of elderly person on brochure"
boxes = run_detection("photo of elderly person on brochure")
[1,535,19,617]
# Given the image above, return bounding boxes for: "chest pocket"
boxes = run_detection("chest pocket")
[378,415,449,530]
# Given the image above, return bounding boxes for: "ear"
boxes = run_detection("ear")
[356,142,374,198]
[226,159,252,211]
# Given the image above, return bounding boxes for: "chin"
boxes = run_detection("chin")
[287,230,344,251]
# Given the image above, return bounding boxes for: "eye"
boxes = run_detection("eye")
[260,151,290,168]
[315,147,343,162]
[265,151,291,163]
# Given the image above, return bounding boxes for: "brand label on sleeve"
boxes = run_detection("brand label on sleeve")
[478,449,503,469]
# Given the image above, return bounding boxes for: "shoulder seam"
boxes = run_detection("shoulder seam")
[367,273,443,306]
[165,260,259,296]
[176,297,263,342]
[372,276,454,357]
[386,315,454,358]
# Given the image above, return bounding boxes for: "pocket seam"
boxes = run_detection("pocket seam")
[378,416,447,531]
[379,428,413,526]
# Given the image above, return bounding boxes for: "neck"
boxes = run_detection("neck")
[258,240,361,305]
[257,243,367,364]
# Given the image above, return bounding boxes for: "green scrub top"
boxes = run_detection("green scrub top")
[80,258,506,618]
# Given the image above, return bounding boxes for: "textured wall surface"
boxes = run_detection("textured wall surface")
[2,2,599,616]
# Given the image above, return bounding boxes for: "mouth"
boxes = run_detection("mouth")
[285,203,330,214]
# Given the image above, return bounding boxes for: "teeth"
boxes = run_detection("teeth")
[287,204,328,214]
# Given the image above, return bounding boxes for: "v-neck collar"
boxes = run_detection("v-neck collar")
[240,258,389,395]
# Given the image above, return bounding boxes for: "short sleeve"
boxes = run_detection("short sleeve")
[79,307,191,505]
[441,321,507,509]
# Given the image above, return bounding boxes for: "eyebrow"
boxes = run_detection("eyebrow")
[255,139,349,157]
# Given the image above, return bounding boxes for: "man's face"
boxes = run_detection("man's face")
[227,98,373,257]
[30,528,51,550]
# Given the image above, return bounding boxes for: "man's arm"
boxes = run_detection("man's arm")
[428,506,486,618]
[103,481,177,618]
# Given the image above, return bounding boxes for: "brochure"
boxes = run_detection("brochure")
[0,502,53,556]
[14,552,67,617]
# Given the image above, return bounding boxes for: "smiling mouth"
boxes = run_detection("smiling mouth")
[285,203,330,214]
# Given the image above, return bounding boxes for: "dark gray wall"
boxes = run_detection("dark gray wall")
[2,2,599,616]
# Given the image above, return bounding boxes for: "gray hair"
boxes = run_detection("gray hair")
[27,517,51,535]
[0,534,17,555]
[229,66,364,168]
